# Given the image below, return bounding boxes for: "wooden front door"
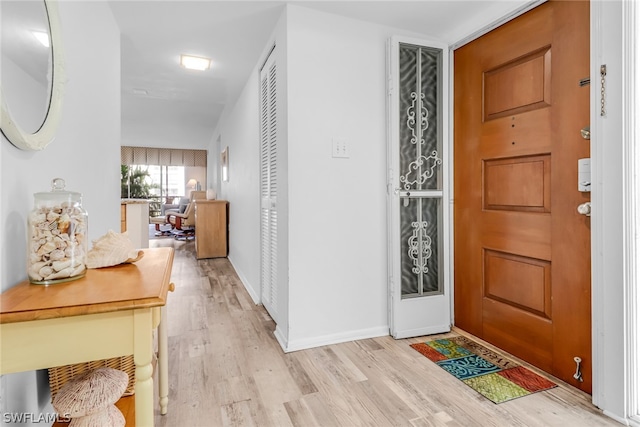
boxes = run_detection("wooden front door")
[453,0,591,392]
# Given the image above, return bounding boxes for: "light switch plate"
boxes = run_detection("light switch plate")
[332,137,350,158]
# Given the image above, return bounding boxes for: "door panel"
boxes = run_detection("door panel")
[483,298,553,370]
[484,250,551,317]
[454,0,591,392]
[483,155,550,212]
[483,47,551,120]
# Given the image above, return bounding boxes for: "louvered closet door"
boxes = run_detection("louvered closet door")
[260,48,278,322]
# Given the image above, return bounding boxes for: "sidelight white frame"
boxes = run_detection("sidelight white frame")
[387,35,452,339]
[622,0,640,424]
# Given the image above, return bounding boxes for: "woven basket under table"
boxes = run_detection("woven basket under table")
[48,355,135,399]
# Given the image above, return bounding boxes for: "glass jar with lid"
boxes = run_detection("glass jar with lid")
[27,178,88,285]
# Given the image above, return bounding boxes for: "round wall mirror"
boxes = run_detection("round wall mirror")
[0,0,65,151]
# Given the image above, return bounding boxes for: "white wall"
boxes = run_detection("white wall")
[212,4,458,352]
[209,10,289,333]
[208,135,221,198]
[214,67,262,300]
[184,166,207,194]
[0,1,120,424]
[284,5,397,349]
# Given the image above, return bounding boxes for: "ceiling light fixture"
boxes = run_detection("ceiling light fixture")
[180,54,211,71]
[32,31,50,48]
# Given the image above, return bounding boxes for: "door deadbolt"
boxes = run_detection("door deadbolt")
[580,126,590,140]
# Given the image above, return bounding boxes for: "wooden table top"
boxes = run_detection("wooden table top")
[0,247,174,324]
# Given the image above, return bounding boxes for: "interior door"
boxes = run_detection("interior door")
[260,48,278,322]
[388,37,451,339]
[454,1,591,392]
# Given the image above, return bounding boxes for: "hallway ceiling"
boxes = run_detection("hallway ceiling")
[108,0,534,149]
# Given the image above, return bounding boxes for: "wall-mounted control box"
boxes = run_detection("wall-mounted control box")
[578,158,591,192]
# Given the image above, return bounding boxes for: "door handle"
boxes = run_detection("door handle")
[394,188,412,196]
[577,202,591,216]
[394,189,411,207]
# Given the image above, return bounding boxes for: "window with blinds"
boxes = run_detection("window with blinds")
[120,146,207,167]
[121,147,207,214]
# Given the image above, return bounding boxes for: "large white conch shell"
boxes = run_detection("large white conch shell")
[86,230,144,269]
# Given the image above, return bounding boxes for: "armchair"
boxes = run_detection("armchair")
[166,203,195,230]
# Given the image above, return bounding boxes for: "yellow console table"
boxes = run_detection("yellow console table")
[0,247,174,427]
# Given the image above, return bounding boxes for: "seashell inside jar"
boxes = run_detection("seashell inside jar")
[28,178,88,285]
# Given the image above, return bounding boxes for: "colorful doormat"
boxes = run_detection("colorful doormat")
[411,336,557,404]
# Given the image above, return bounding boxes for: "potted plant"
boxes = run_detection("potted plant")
[121,165,154,199]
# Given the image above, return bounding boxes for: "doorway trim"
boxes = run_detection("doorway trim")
[621,0,639,424]
[590,0,640,424]
[450,1,545,50]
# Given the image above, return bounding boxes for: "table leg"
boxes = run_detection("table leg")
[158,306,169,415]
[134,309,154,426]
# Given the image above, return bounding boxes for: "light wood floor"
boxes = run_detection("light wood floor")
[151,238,619,427]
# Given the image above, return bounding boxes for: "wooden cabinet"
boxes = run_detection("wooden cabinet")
[194,200,228,259]
[120,204,127,232]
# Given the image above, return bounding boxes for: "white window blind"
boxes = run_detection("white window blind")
[121,146,207,167]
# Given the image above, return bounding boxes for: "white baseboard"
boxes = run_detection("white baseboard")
[274,325,288,352]
[603,410,632,426]
[227,255,260,304]
[225,256,390,354]
[283,326,389,353]
[392,324,451,339]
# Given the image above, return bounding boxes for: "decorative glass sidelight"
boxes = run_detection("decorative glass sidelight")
[399,198,442,296]
[398,43,443,298]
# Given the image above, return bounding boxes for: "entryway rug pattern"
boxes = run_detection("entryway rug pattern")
[411,335,557,404]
